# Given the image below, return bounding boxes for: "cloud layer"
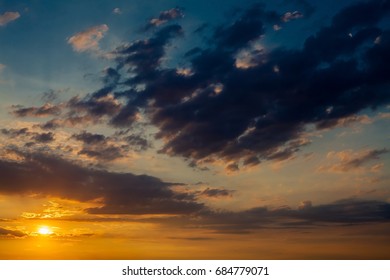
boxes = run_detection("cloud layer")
[0,152,203,215]
[0,152,388,234]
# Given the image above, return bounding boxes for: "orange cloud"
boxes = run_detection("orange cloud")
[0,227,26,238]
[68,24,109,52]
[0,12,20,26]
[318,148,388,173]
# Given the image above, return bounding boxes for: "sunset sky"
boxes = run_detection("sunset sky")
[0,0,389,259]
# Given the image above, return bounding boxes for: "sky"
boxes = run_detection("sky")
[0,0,389,259]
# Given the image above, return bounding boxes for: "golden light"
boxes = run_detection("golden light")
[38,226,53,235]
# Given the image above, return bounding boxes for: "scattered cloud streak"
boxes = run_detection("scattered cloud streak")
[319,149,389,173]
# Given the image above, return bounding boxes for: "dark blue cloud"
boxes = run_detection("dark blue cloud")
[11,1,390,170]
[32,132,55,143]
[1,128,55,144]
[154,198,390,234]
[129,1,389,168]
[11,104,61,118]
[0,152,203,215]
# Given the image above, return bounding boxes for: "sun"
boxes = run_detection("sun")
[38,226,53,235]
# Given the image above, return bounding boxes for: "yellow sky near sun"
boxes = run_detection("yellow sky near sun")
[1,195,390,259]
[1,219,389,259]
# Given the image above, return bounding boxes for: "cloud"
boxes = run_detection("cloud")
[145,8,184,30]
[0,227,26,238]
[283,0,315,17]
[41,88,69,103]
[291,199,390,223]
[213,5,267,49]
[282,11,303,22]
[77,146,123,161]
[39,119,62,130]
[0,154,388,233]
[72,131,107,145]
[71,132,117,161]
[0,152,204,215]
[39,116,98,129]
[67,24,109,53]
[134,1,388,167]
[234,42,267,69]
[225,163,239,173]
[166,198,390,234]
[68,94,121,118]
[32,132,55,143]
[199,188,234,198]
[11,103,62,118]
[1,128,30,138]
[46,93,124,128]
[10,1,390,169]
[0,12,20,26]
[70,131,140,161]
[298,200,312,210]
[319,148,389,173]
[124,135,151,151]
[113,8,122,15]
[316,114,373,130]
[1,128,56,145]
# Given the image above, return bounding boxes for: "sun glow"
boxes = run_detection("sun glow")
[38,226,53,235]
